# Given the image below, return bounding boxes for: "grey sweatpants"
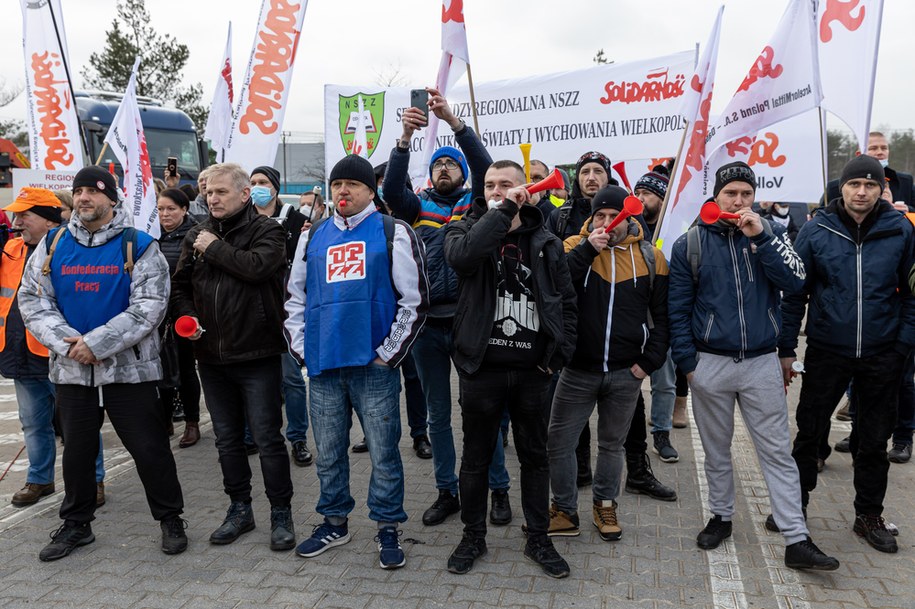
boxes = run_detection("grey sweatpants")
[690,352,808,545]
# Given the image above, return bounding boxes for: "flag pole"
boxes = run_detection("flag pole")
[817,108,828,201]
[465,63,481,135]
[94,143,109,166]
[650,122,691,248]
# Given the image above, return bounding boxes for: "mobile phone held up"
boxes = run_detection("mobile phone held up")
[410,89,429,121]
[167,157,178,178]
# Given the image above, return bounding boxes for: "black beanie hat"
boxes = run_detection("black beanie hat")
[251,166,281,191]
[840,155,885,189]
[590,185,629,216]
[329,155,376,194]
[713,161,756,197]
[634,165,670,200]
[159,187,190,210]
[73,166,118,202]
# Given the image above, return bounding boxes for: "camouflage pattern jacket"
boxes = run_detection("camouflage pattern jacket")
[17,210,170,386]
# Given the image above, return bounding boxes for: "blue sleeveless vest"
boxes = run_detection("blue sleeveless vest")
[49,229,153,335]
[304,214,396,376]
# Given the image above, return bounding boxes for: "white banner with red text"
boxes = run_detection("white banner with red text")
[19,0,84,171]
[223,0,309,171]
[324,51,696,186]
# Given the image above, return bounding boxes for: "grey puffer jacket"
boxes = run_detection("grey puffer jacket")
[17,209,170,386]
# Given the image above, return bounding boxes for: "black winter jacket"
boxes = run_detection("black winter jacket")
[444,198,578,375]
[158,215,197,276]
[170,203,288,364]
[779,199,915,359]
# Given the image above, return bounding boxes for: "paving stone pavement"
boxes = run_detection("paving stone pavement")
[1,339,914,609]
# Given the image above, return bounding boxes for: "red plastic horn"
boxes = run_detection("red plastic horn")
[603,195,644,232]
[700,202,740,224]
[174,315,201,338]
[108,162,115,176]
[526,168,565,195]
[612,161,633,193]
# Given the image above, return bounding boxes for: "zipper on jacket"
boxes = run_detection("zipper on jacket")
[703,312,715,342]
[767,307,779,336]
[742,248,754,282]
[641,323,649,351]
[821,225,862,357]
[602,253,617,373]
[727,233,747,359]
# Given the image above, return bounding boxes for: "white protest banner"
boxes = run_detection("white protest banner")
[655,7,723,256]
[705,0,823,155]
[705,109,825,202]
[325,51,695,180]
[19,0,84,170]
[103,59,159,237]
[817,0,884,151]
[223,0,308,171]
[204,22,234,162]
[12,168,77,193]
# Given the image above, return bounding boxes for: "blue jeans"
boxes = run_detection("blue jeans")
[282,352,309,443]
[411,324,509,494]
[199,356,293,506]
[16,378,104,485]
[310,364,407,524]
[649,350,676,433]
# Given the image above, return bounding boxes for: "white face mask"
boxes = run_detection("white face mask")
[300,205,313,218]
[879,159,889,168]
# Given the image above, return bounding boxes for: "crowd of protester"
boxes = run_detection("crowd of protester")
[4,89,913,578]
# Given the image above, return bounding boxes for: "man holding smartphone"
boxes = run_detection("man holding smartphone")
[381,88,512,530]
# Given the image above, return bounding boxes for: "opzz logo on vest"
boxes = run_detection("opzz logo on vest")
[326,241,367,283]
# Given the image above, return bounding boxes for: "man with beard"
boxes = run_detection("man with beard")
[382,88,513,529]
[546,151,617,241]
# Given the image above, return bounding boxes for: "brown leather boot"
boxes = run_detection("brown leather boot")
[672,397,688,428]
[96,482,106,507]
[11,482,55,507]
[179,422,200,448]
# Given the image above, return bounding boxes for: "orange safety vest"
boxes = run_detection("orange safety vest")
[0,238,49,357]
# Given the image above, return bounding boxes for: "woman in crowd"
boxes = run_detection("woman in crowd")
[156,188,202,448]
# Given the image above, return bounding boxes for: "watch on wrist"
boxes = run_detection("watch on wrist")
[396,139,410,151]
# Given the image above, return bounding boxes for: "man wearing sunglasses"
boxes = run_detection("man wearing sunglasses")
[381,88,509,531]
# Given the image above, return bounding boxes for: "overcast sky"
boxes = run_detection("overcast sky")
[2,0,911,142]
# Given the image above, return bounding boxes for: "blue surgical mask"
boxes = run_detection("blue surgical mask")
[377,187,384,201]
[250,185,273,207]
[878,159,889,168]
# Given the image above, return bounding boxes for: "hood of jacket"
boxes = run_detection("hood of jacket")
[67,206,134,245]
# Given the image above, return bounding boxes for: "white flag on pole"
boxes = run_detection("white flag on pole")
[104,58,160,237]
[223,0,309,172]
[353,95,369,160]
[817,0,884,151]
[655,5,724,256]
[419,0,472,186]
[204,23,234,162]
[20,0,84,170]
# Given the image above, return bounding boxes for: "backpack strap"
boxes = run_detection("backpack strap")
[686,225,701,285]
[638,240,656,291]
[120,227,139,277]
[555,201,574,238]
[41,227,67,276]
[275,203,294,225]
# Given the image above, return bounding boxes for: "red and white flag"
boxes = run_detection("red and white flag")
[204,22,234,162]
[104,59,160,237]
[19,0,84,170]
[224,0,309,172]
[705,0,823,155]
[656,5,724,256]
[817,0,884,151]
[418,0,472,186]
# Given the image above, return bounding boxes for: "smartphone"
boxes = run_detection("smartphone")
[167,156,178,178]
[410,89,429,121]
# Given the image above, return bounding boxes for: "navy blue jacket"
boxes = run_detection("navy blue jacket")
[668,219,805,374]
[779,199,915,359]
[381,125,492,318]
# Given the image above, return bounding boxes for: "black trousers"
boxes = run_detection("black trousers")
[160,335,202,422]
[458,368,552,540]
[792,345,904,515]
[57,382,184,524]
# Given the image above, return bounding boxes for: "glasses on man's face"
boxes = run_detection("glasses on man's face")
[432,159,460,171]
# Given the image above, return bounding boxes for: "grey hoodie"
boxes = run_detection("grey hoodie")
[17,209,170,386]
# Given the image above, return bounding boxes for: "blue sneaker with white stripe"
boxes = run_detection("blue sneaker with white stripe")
[296,519,350,558]
[376,526,405,569]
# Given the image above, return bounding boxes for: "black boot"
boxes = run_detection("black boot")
[624,452,677,502]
